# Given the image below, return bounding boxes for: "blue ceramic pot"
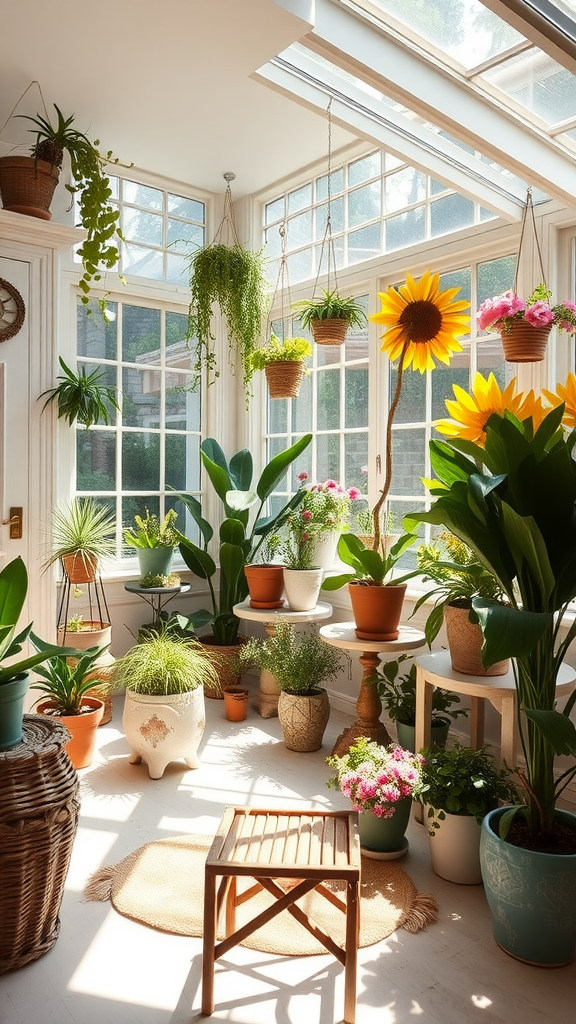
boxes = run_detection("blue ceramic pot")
[480,806,576,966]
[358,797,412,853]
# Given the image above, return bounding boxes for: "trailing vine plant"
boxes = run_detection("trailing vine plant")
[186,173,268,395]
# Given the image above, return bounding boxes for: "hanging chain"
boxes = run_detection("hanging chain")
[514,186,547,294]
[313,97,339,299]
[213,172,240,247]
[266,221,291,341]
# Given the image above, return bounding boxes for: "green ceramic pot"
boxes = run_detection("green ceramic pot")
[358,797,412,854]
[396,720,449,754]
[0,673,29,750]
[480,806,576,966]
[137,547,174,579]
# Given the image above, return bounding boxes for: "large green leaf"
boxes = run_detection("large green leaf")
[500,503,554,606]
[201,438,229,475]
[178,537,216,580]
[226,490,258,513]
[0,557,27,631]
[219,541,245,612]
[229,449,253,491]
[524,708,576,757]
[256,433,312,501]
[177,493,213,546]
[321,572,355,591]
[472,598,551,665]
[220,518,245,546]
[201,450,233,504]
[357,548,386,584]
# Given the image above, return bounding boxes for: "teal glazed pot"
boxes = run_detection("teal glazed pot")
[0,673,29,750]
[396,720,449,755]
[358,797,412,854]
[480,806,576,966]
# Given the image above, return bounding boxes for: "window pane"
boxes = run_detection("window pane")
[76,431,116,491]
[291,374,312,432]
[165,434,200,492]
[287,211,313,250]
[165,373,200,430]
[317,433,340,482]
[345,367,368,428]
[166,253,189,285]
[316,169,344,201]
[390,363,427,425]
[477,338,509,384]
[432,348,471,420]
[268,397,288,434]
[348,181,381,228]
[484,51,576,124]
[316,196,345,236]
[288,184,312,214]
[349,153,381,186]
[123,181,163,209]
[122,368,161,427]
[385,168,426,213]
[123,208,163,246]
[122,434,160,491]
[167,219,203,250]
[167,195,204,221]
[265,197,284,224]
[166,312,189,349]
[265,226,283,260]
[122,243,163,280]
[431,194,474,237]
[391,429,426,495]
[288,248,314,284]
[345,433,369,491]
[318,369,340,430]
[77,301,117,359]
[122,306,161,362]
[477,255,515,334]
[385,207,425,251]
[348,223,381,264]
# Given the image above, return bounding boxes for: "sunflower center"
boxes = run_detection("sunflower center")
[399,299,442,342]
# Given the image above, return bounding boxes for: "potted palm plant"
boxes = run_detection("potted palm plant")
[321,531,419,641]
[240,622,343,751]
[0,103,122,306]
[43,497,116,584]
[30,642,108,768]
[416,743,517,884]
[113,627,219,779]
[250,334,312,399]
[413,532,509,676]
[124,508,179,579]
[406,397,576,964]
[376,654,467,752]
[293,288,367,346]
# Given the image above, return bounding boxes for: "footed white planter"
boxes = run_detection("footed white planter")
[283,567,323,611]
[426,805,483,884]
[309,531,340,570]
[123,687,206,779]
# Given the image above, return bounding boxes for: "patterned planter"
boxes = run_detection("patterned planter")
[122,687,206,779]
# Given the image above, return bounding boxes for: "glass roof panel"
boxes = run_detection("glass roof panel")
[366,0,525,69]
[481,47,576,123]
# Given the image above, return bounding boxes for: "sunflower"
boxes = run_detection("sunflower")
[435,372,532,444]
[542,373,576,430]
[370,270,470,373]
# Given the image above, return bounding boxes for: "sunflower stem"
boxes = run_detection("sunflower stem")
[372,339,409,552]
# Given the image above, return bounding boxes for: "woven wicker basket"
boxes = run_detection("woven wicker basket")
[312,318,349,346]
[0,156,60,220]
[500,323,551,363]
[0,716,80,974]
[199,637,247,699]
[264,360,305,399]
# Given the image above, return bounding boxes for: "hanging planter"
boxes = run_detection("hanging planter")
[250,334,312,400]
[265,360,304,397]
[294,289,367,347]
[499,322,551,362]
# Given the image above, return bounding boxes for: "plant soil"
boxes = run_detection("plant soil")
[504,817,576,855]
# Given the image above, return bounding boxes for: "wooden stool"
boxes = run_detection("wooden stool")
[202,807,361,1023]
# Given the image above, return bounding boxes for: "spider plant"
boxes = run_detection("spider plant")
[39,357,119,428]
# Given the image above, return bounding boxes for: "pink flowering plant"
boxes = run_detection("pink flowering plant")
[281,475,362,568]
[477,284,576,335]
[326,736,425,818]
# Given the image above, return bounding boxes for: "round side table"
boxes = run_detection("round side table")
[233,598,333,717]
[319,621,426,756]
[124,581,190,624]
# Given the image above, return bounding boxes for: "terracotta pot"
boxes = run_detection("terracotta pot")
[57,622,115,724]
[283,567,323,611]
[35,697,104,769]
[444,602,509,676]
[311,318,349,346]
[223,686,249,722]
[0,155,60,219]
[500,322,551,363]
[349,581,407,641]
[199,636,247,698]
[244,564,285,608]
[277,688,330,751]
[264,361,304,398]
[62,553,98,584]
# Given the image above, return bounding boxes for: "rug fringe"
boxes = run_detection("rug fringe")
[83,864,117,902]
[401,892,439,933]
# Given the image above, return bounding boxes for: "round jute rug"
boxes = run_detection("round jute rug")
[84,833,437,955]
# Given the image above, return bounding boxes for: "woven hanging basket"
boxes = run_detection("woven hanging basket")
[500,322,551,363]
[264,360,305,399]
[311,318,349,346]
[0,156,60,220]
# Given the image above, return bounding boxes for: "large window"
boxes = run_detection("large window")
[76,298,202,561]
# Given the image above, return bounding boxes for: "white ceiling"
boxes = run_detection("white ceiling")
[1,0,356,199]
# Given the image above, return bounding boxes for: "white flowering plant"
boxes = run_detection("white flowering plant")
[296,474,361,535]
[327,737,425,818]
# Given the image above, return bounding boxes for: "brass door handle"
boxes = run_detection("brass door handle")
[3,508,22,539]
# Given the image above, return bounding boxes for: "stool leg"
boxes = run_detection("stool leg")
[343,878,359,1024]
[225,875,237,937]
[202,871,217,1015]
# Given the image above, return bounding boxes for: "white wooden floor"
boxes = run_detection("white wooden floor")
[1,689,575,1024]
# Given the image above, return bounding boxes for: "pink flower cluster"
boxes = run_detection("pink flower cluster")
[293,476,363,536]
[330,742,425,817]
[477,287,576,335]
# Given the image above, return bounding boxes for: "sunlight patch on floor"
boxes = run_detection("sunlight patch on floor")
[65,827,119,891]
[472,994,493,1009]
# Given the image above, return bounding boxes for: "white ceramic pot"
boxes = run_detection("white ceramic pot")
[425,805,483,884]
[122,687,205,779]
[283,567,323,611]
[309,531,340,570]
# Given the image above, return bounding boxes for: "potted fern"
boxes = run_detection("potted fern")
[293,289,367,346]
[0,103,122,305]
[250,334,312,399]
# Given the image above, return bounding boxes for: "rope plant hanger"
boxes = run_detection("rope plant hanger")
[499,187,553,363]
[293,99,367,346]
[252,223,311,399]
[186,171,268,395]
